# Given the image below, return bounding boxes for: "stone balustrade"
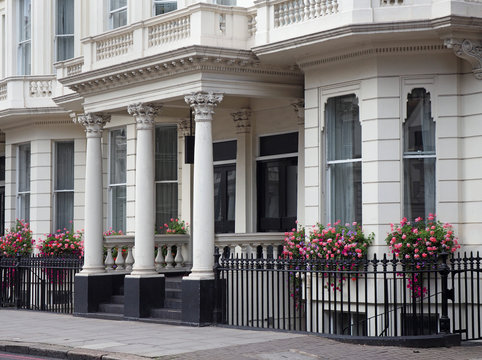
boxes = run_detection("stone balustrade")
[0,75,58,111]
[273,0,339,28]
[103,232,286,273]
[103,234,190,273]
[215,233,285,259]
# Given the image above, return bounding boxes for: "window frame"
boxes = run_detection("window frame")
[402,87,436,220]
[325,94,362,225]
[109,0,128,29]
[108,127,127,233]
[256,131,298,233]
[53,141,75,232]
[54,0,75,62]
[153,0,177,16]
[16,143,31,222]
[155,124,178,229]
[17,0,31,75]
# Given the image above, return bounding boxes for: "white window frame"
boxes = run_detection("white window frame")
[155,124,178,228]
[153,0,177,16]
[402,87,436,220]
[17,0,31,75]
[53,141,75,232]
[325,94,362,224]
[54,0,75,62]
[16,143,31,222]
[109,0,127,29]
[108,127,127,232]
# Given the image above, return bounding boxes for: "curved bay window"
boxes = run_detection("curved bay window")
[326,94,362,225]
[403,88,435,220]
[257,132,298,232]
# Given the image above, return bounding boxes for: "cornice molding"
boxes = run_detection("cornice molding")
[59,46,302,96]
[253,15,482,59]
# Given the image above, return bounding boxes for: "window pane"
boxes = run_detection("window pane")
[110,129,126,185]
[155,126,177,181]
[404,88,435,153]
[286,164,297,218]
[56,0,74,34]
[56,142,74,190]
[214,171,222,222]
[226,169,236,221]
[260,133,298,157]
[111,185,126,232]
[17,42,31,75]
[56,36,74,61]
[112,10,127,28]
[326,95,361,161]
[154,2,177,15]
[55,192,73,231]
[156,183,178,228]
[213,140,236,162]
[404,158,435,221]
[18,0,31,42]
[265,164,280,218]
[329,162,362,224]
[18,193,29,222]
[18,144,30,192]
[111,0,127,9]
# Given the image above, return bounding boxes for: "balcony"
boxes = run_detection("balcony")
[0,75,65,119]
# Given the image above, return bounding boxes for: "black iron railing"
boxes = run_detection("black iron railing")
[0,255,83,314]
[216,251,482,341]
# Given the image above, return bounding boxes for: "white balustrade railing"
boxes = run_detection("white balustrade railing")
[381,0,404,5]
[103,234,190,273]
[96,31,134,61]
[148,15,191,47]
[0,82,6,101]
[215,233,285,259]
[274,0,339,28]
[247,10,257,37]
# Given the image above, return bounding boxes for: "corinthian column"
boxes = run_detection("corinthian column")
[127,103,161,275]
[184,92,223,280]
[72,112,110,274]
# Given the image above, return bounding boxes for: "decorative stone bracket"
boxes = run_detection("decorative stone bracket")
[445,39,482,80]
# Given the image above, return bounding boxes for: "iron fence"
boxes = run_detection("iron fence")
[0,255,83,314]
[216,251,482,341]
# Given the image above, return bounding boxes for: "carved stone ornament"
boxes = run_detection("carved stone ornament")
[71,112,111,138]
[231,108,251,134]
[291,99,305,125]
[445,38,482,80]
[127,103,162,129]
[178,118,192,137]
[184,92,224,122]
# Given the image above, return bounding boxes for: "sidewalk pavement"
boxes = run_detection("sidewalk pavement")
[1,310,482,360]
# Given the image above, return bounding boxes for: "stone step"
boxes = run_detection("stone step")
[165,277,183,290]
[164,298,182,309]
[150,308,182,321]
[110,295,124,304]
[88,312,124,321]
[165,288,181,300]
[98,303,124,314]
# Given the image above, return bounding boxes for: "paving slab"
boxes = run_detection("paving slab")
[1,309,482,360]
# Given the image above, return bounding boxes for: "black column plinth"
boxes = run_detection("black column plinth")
[74,273,125,315]
[182,278,219,326]
[124,275,165,318]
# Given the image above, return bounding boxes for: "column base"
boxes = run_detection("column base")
[181,278,226,326]
[124,274,165,318]
[74,273,125,315]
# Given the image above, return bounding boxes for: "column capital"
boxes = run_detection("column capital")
[71,112,111,138]
[231,108,251,134]
[184,92,223,122]
[127,103,162,129]
[291,99,305,126]
[445,38,482,80]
